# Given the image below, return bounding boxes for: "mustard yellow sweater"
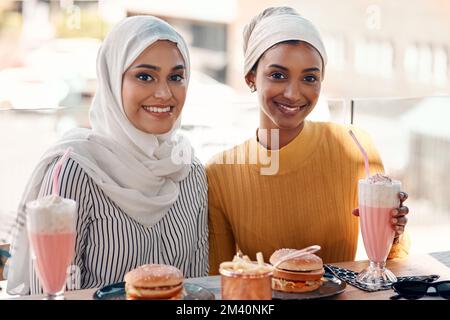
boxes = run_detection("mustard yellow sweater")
[206,121,410,275]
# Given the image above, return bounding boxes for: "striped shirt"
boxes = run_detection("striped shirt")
[30,156,208,295]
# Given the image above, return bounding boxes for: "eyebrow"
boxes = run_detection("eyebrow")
[132,64,185,71]
[172,65,185,71]
[268,64,321,73]
[303,67,321,73]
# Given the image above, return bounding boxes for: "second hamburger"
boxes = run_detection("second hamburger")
[269,249,325,293]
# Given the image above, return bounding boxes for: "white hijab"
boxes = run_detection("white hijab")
[6,16,193,294]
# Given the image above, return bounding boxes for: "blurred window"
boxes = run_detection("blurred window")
[404,44,419,80]
[418,44,433,83]
[323,34,346,70]
[433,46,448,86]
[191,23,227,52]
[354,38,393,77]
[404,43,435,84]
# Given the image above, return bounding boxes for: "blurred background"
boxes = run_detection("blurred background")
[1,0,449,269]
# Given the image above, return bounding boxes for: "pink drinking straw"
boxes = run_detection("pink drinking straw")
[52,147,74,196]
[348,130,370,179]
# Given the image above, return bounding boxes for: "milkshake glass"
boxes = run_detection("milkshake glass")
[26,194,76,299]
[356,173,401,289]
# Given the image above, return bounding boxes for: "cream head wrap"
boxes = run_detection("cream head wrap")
[6,16,194,295]
[243,7,328,77]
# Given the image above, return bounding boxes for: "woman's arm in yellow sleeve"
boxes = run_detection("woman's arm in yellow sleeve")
[206,165,236,275]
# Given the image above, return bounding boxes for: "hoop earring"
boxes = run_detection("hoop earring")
[250,85,256,93]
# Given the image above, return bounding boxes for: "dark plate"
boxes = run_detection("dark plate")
[272,273,346,300]
[93,282,215,300]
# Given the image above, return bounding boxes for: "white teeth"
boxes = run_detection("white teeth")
[277,103,300,111]
[142,106,171,113]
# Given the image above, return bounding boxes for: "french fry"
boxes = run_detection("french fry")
[256,252,264,266]
[220,251,273,274]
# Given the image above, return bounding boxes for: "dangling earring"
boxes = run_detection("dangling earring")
[250,84,256,93]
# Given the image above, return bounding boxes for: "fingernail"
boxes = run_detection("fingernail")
[392,218,397,224]
[392,210,398,216]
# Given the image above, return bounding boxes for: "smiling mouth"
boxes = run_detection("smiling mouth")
[142,105,174,114]
[274,102,307,114]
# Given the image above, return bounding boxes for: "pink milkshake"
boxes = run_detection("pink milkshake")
[356,173,401,289]
[26,194,76,298]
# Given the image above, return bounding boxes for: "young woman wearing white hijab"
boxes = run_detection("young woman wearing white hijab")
[6,16,208,295]
[207,7,410,274]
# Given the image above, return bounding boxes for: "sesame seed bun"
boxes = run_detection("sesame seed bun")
[270,249,324,293]
[269,249,323,271]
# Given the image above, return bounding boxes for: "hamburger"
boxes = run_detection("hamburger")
[269,249,325,293]
[124,264,184,300]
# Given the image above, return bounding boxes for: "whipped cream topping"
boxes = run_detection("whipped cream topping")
[26,195,76,234]
[27,194,64,208]
[359,175,401,208]
[367,173,393,185]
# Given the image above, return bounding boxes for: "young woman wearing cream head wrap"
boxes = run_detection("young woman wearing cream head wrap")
[207,7,410,274]
[6,16,208,295]
[242,6,327,79]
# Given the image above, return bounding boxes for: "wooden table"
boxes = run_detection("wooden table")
[2,253,450,300]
